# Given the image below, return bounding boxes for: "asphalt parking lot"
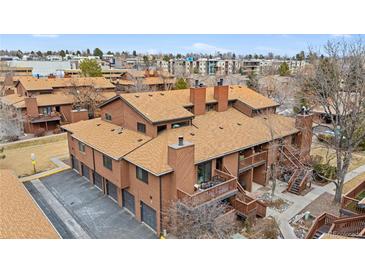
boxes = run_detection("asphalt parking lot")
[26,169,156,239]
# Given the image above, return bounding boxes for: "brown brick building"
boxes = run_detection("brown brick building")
[62,84,313,236]
[0,76,117,135]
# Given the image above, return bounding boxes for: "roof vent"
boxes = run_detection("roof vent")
[219,126,224,129]
[118,131,123,134]
[135,95,140,98]
[178,136,184,146]
[160,93,165,96]
[237,122,242,126]
[148,94,153,97]
[190,132,195,136]
[96,123,101,126]
[137,138,143,142]
[111,129,115,131]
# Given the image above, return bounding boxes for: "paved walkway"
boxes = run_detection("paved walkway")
[265,163,365,238]
[30,179,91,239]
[20,157,70,183]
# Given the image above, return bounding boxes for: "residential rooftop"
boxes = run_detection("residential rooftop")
[16,76,115,91]
[62,118,152,159]
[111,85,280,124]
[0,169,59,239]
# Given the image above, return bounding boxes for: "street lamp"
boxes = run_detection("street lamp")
[31,153,36,173]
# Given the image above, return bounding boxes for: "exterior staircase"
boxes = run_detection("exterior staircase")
[223,167,267,219]
[280,146,312,195]
[307,213,365,239]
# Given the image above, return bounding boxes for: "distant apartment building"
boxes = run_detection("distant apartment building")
[61,83,314,236]
[0,76,116,134]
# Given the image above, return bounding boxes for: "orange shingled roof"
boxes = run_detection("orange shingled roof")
[61,118,152,159]
[124,108,298,175]
[119,85,278,124]
[17,76,115,91]
[0,169,59,239]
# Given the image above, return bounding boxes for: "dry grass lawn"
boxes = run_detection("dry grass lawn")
[343,172,365,194]
[0,134,69,177]
[311,145,365,172]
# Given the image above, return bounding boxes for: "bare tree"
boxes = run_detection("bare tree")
[0,103,24,142]
[68,80,102,118]
[297,40,365,203]
[163,200,237,239]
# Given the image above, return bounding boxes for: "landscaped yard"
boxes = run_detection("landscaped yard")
[0,134,69,177]
[311,145,365,172]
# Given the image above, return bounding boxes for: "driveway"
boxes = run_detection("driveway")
[26,169,156,239]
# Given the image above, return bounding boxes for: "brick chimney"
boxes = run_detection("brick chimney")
[24,97,39,118]
[70,109,89,123]
[214,80,228,112]
[190,86,206,115]
[295,113,313,163]
[168,136,195,195]
[4,73,13,86]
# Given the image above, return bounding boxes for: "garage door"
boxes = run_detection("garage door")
[81,163,90,180]
[106,180,118,202]
[94,172,103,191]
[141,202,157,231]
[71,155,79,173]
[122,190,135,214]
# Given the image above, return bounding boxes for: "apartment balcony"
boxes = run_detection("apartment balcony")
[239,150,268,173]
[341,180,365,216]
[30,112,61,124]
[177,169,238,207]
[233,191,267,218]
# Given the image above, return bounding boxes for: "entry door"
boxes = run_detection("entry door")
[106,181,118,202]
[122,190,135,214]
[94,172,103,191]
[71,155,80,173]
[81,163,90,180]
[141,202,157,231]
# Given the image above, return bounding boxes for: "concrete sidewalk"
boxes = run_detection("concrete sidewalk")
[20,157,70,183]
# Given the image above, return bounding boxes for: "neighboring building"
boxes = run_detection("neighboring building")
[306,179,365,239]
[0,66,33,76]
[0,76,116,134]
[62,83,314,236]
[0,169,59,239]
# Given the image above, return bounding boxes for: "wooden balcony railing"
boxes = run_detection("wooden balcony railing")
[329,215,365,237]
[177,169,237,207]
[306,212,337,239]
[233,193,267,218]
[239,150,268,171]
[342,179,365,215]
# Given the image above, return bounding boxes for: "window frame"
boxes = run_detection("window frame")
[136,166,148,184]
[78,141,86,153]
[102,155,113,170]
[137,122,146,133]
[105,113,112,121]
[197,160,212,184]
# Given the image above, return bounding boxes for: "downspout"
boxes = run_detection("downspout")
[159,176,163,238]
[92,148,96,185]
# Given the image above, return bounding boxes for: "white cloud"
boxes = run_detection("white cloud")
[189,42,230,53]
[255,46,279,52]
[330,34,352,38]
[32,34,60,38]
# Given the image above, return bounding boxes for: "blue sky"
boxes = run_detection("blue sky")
[0,34,362,56]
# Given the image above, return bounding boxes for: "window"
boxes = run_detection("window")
[205,103,216,112]
[171,121,189,129]
[157,124,167,134]
[78,141,86,153]
[105,113,112,121]
[40,106,52,115]
[137,122,146,133]
[197,161,212,184]
[103,155,113,170]
[136,166,148,184]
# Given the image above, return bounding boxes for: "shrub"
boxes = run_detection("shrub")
[317,133,334,144]
[313,162,337,180]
